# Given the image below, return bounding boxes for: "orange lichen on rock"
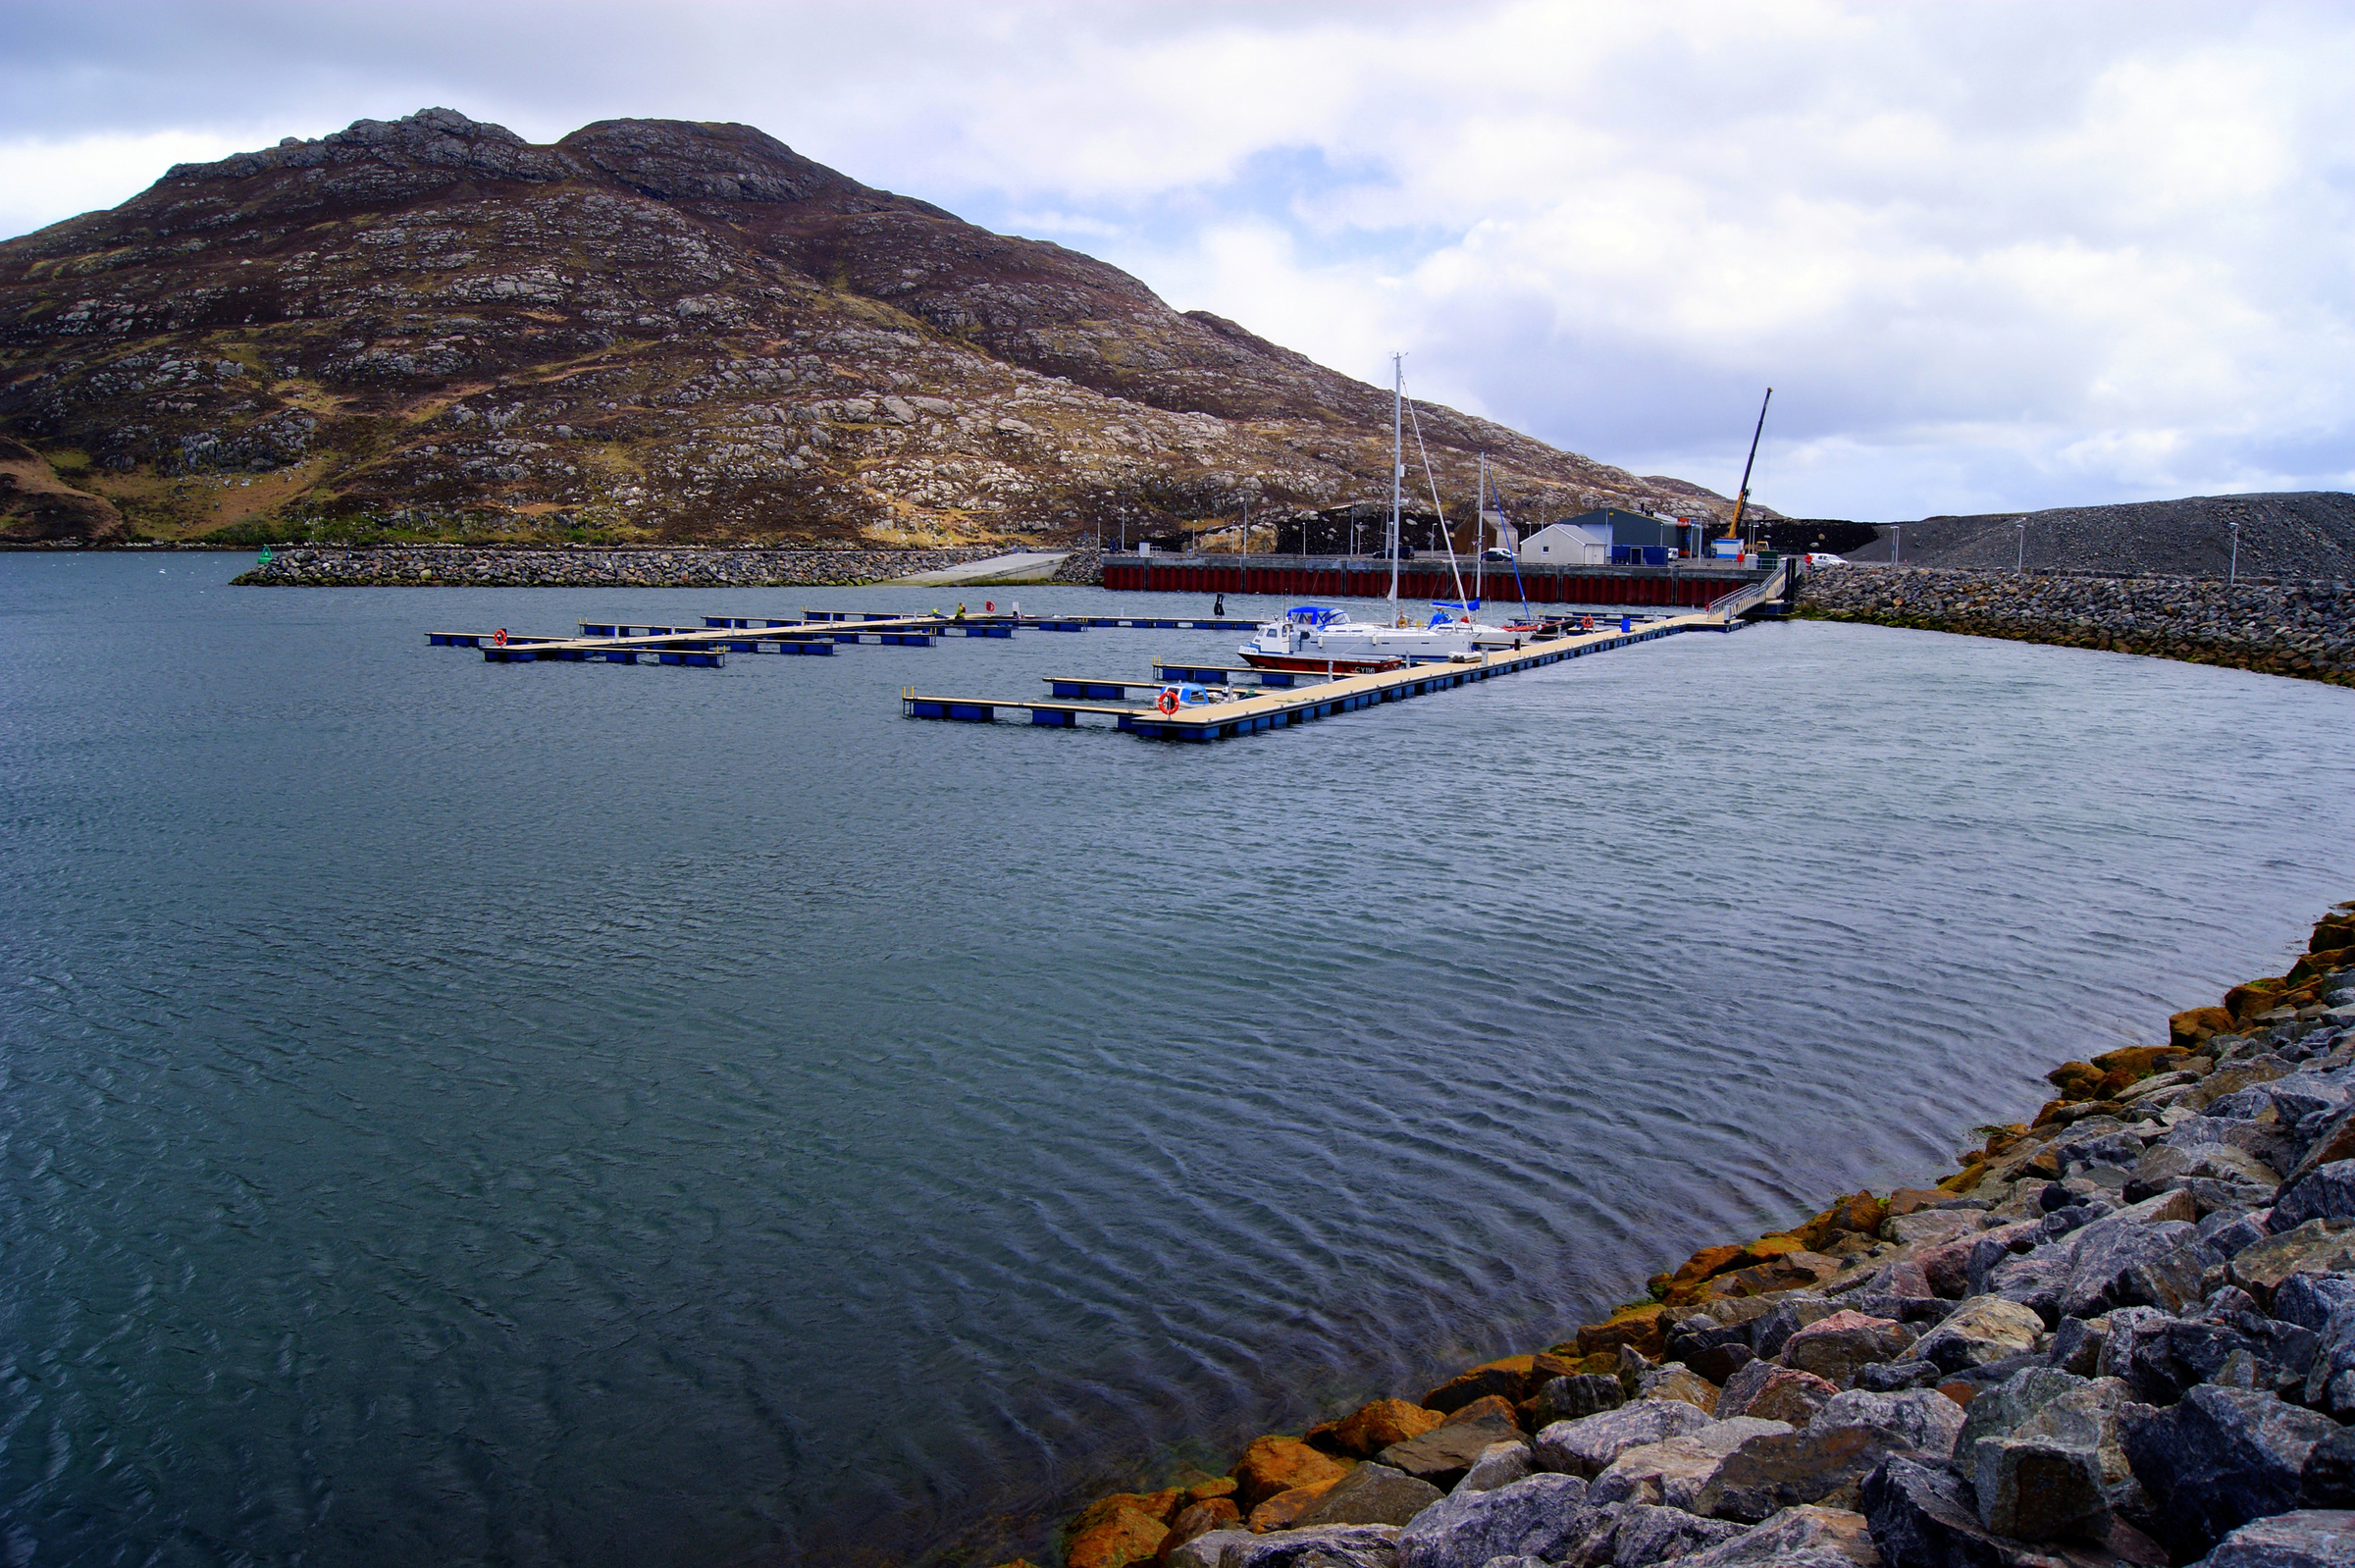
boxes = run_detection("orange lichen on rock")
[1247,1479,1341,1533]
[1797,1192,1888,1252]
[1322,1398,1441,1458]
[1065,1510,1171,1568]
[1157,1498,1240,1562]
[2171,1006,2236,1049]
[1574,1303,1670,1359]
[1231,1436,1350,1511]
[1421,1356,1536,1413]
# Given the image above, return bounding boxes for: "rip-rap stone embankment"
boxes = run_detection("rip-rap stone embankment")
[231,545,998,588]
[1020,901,2355,1568]
[1799,565,2355,687]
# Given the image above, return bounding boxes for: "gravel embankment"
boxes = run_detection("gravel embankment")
[1840,492,2355,580]
[1798,564,2355,687]
[1039,902,2355,1568]
[231,545,1001,588]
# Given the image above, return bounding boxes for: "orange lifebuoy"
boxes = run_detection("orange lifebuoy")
[1157,689,1179,715]
[494,627,507,647]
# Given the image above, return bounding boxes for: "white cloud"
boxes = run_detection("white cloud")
[0,129,254,241]
[3,0,2352,517]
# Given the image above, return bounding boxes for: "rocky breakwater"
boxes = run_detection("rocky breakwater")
[1798,565,2355,687]
[231,544,995,588]
[1020,899,2355,1568]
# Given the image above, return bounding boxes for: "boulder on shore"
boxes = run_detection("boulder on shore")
[2120,1385,2341,1559]
[1232,1435,1353,1511]
[1393,1472,1591,1568]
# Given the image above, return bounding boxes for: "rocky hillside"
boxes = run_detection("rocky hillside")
[0,108,1735,548]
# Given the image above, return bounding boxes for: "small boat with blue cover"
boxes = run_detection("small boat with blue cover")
[1237,603,1511,673]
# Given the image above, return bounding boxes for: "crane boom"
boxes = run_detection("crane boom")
[1725,387,1772,550]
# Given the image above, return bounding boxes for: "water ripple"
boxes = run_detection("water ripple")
[2,555,2352,1566]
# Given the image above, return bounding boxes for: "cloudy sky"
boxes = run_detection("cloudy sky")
[5,0,2350,520]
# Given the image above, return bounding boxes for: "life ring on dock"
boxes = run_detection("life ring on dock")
[1157,689,1180,715]
[494,628,507,647]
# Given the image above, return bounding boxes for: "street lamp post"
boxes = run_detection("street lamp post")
[2228,518,2240,588]
[2015,519,2026,574]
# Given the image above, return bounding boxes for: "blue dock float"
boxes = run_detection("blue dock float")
[619,614,946,646]
[428,607,971,669]
[429,631,558,648]
[481,643,726,666]
[786,608,1258,632]
[1071,616,1261,631]
[1038,673,1265,699]
[578,620,836,652]
[1151,660,1323,687]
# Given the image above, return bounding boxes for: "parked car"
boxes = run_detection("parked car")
[1481,548,1514,562]
[1803,551,1846,565]
[1377,545,1417,560]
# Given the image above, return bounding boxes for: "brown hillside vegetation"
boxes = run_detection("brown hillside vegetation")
[0,108,1735,548]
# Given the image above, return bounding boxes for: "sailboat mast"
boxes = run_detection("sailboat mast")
[1474,452,1487,606]
[1389,353,1402,608]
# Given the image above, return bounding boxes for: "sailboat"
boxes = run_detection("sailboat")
[1237,356,1514,673]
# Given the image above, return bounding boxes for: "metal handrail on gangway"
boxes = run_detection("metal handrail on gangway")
[1704,557,1793,624]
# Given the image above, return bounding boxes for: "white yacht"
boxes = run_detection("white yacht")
[1237,355,1516,673]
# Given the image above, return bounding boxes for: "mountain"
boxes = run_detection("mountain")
[0,108,1737,548]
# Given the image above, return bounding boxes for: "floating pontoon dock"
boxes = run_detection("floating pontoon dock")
[906,604,1770,741]
[430,611,964,663]
[428,608,1268,665]
[421,564,1794,741]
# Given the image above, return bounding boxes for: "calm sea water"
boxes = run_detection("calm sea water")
[4,551,2352,1567]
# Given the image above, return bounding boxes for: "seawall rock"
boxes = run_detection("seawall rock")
[1797,564,2355,686]
[1034,900,2355,1568]
[230,544,998,588]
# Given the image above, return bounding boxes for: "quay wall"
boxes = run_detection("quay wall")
[230,544,1001,588]
[1799,563,2355,686]
[1101,553,1766,608]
